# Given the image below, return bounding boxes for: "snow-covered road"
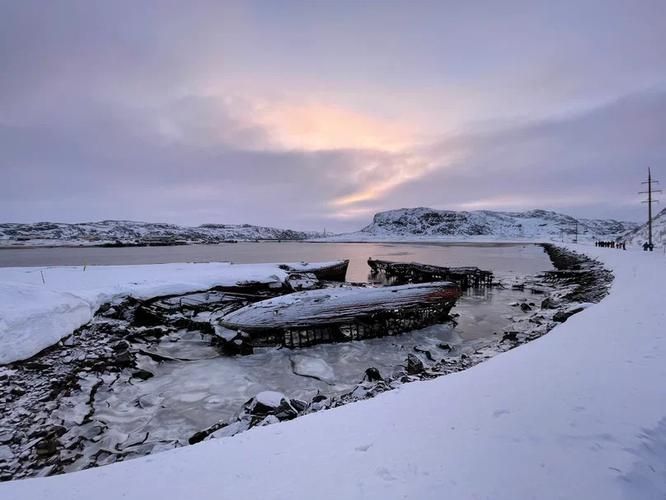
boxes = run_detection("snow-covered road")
[1,245,665,499]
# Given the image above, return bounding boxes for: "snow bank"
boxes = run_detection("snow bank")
[0,262,290,364]
[2,246,665,499]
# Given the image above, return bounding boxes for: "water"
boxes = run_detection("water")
[0,241,550,276]
[4,242,555,474]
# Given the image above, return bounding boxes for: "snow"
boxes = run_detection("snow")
[320,207,638,243]
[0,220,321,247]
[255,391,288,408]
[0,262,292,364]
[2,244,665,499]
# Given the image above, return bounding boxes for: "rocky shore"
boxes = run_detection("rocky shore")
[0,245,612,481]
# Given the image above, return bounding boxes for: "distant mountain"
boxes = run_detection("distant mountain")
[327,208,639,242]
[619,208,666,248]
[0,221,321,247]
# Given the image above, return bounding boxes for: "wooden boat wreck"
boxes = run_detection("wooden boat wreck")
[216,281,460,348]
[279,260,349,282]
[368,258,493,288]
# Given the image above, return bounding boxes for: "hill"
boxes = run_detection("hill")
[327,208,638,242]
[0,221,320,247]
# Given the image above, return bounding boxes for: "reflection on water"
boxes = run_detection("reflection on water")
[0,241,551,276]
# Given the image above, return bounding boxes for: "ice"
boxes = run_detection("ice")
[0,261,327,364]
[289,354,335,383]
[2,245,665,499]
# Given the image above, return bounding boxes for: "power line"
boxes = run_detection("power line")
[639,167,662,249]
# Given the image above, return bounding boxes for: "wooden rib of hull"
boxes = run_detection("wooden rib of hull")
[368,258,493,288]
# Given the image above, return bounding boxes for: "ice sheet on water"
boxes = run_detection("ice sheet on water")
[290,354,335,383]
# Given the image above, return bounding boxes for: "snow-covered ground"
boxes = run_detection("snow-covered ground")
[1,244,664,499]
[0,262,302,364]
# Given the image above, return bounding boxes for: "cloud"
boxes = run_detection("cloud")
[2,1,666,231]
[364,90,666,222]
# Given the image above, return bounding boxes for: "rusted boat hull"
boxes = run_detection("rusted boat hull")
[368,258,493,288]
[280,259,349,282]
[217,281,460,348]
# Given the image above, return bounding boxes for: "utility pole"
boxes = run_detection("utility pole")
[574,221,578,244]
[639,168,661,250]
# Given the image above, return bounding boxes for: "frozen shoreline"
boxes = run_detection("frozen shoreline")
[0,262,305,364]
[1,244,665,499]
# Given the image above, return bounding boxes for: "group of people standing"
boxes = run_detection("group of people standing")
[642,242,655,252]
[595,240,626,250]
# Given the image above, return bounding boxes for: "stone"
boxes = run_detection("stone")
[114,349,134,368]
[34,437,58,457]
[132,369,154,381]
[501,331,519,342]
[553,306,584,323]
[520,302,532,312]
[289,399,308,412]
[406,354,425,375]
[541,297,558,309]
[132,305,163,327]
[364,367,383,382]
[245,391,297,421]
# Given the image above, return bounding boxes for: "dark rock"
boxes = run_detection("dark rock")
[132,305,163,327]
[520,303,532,312]
[541,297,558,309]
[10,387,25,396]
[364,367,383,382]
[438,343,453,351]
[214,329,254,356]
[132,369,154,381]
[501,331,519,342]
[311,394,328,404]
[112,340,130,353]
[289,399,308,412]
[34,437,58,457]
[406,354,425,375]
[553,307,584,323]
[114,349,134,368]
[245,392,297,421]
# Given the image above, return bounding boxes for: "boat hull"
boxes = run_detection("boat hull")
[217,281,460,348]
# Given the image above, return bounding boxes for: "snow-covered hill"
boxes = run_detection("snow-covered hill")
[0,221,321,247]
[330,208,638,242]
[619,207,666,248]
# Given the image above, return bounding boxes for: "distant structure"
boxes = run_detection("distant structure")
[639,168,661,250]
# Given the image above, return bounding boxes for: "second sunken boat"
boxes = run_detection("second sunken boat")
[217,281,460,348]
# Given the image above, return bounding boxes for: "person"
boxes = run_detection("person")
[649,243,654,252]
[643,242,649,251]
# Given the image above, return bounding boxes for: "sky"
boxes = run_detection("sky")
[1,0,665,232]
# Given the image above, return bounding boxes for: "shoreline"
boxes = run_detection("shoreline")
[0,244,606,480]
[3,244,664,499]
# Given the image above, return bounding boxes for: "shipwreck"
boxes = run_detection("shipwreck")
[368,258,493,288]
[216,281,461,349]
